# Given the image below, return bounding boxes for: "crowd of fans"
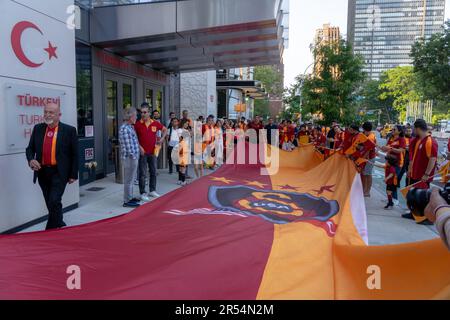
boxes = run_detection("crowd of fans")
[119,104,447,228]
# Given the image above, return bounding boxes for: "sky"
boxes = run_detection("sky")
[283,0,450,89]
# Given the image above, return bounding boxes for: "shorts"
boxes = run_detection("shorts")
[386,184,397,193]
[362,160,374,176]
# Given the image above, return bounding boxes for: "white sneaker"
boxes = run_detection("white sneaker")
[176,181,182,185]
[140,193,150,202]
[393,199,400,206]
[148,191,160,198]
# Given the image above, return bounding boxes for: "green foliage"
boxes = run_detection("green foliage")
[432,113,449,126]
[253,65,284,119]
[282,81,302,121]
[253,65,284,98]
[378,66,420,120]
[411,21,450,111]
[299,39,366,125]
[254,99,271,120]
[357,79,395,124]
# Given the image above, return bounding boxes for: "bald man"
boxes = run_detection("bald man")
[26,103,78,230]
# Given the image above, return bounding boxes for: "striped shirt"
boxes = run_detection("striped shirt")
[119,123,140,160]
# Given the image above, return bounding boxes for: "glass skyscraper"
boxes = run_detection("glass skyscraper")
[347,0,446,79]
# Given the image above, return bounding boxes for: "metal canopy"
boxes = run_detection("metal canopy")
[90,0,288,73]
[217,80,268,100]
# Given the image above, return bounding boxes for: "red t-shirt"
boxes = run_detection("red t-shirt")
[365,132,377,159]
[42,125,58,166]
[333,132,344,149]
[387,136,406,167]
[341,130,353,153]
[287,126,295,141]
[385,164,397,186]
[409,135,438,181]
[202,124,216,144]
[313,133,326,146]
[248,121,264,132]
[134,119,164,154]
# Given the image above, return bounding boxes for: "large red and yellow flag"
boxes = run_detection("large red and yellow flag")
[0,144,449,299]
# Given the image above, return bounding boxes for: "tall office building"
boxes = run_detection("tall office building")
[347,0,446,79]
[313,24,341,78]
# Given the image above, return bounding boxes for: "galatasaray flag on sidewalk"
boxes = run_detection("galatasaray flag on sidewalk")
[0,144,449,299]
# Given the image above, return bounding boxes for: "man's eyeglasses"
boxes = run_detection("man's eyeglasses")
[141,111,148,114]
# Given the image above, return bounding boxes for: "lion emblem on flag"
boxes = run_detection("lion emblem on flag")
[165,186,340,236]
[208,186,339,224]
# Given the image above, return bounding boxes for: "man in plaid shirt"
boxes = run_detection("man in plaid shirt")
[119,107,141,208]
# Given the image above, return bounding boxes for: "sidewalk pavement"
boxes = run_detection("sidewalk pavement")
[365,185,438,245]
[20,166,440,246]
[19,165,214,233]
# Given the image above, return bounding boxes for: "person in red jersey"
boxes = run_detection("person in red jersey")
[343,124,376,172]
[247,115,264,143]
[361,122,377,197]
[297,124,310,145]
[332,125,345,150]
[135,107,167,200]
[202,115,216,169]
[404,119,438,225]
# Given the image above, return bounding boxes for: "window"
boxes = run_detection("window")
[76,42,93,137]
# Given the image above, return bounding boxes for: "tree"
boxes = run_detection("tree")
[281,76,303,121]
[357,79,395,125]
[299,39,366,125]
[378,66,420,122]
[253,65,284,119]
[411,21,450,113]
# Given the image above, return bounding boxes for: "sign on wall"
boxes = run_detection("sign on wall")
[0,0,76,88]
[5,83,66,151]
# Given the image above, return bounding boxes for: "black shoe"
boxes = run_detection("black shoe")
[123,201,140,208]
[384,203,393,210]
[418,219,433,226]
[129,198,141,203]
[402,213,414,220]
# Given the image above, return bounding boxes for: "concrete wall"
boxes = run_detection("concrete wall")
[0,0,78,232]
[180,70,216,120]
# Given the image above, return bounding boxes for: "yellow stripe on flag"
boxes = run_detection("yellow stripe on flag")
[256,144,450,299]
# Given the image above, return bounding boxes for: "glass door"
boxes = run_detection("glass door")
[144,87,154,111]
[106,79,118,174]
[104,73,135,175]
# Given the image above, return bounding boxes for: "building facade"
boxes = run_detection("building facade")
[313,23,341,78]
[180,71,217,121]
[347,0,446,79]
[0,0,288,233]
[216,67,263,120]
[0,0,79,233]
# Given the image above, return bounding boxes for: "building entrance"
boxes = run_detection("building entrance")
[104,72,135,175]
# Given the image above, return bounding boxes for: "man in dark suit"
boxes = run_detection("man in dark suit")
[26,103,79,230]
